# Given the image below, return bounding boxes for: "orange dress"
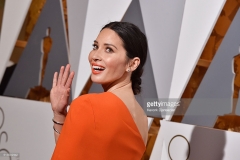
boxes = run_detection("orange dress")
[51,92,146,160]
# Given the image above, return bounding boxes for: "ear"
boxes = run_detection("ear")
[128,57,140,72]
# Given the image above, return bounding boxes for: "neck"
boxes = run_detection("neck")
[103,81,132,93]
[102,75,132,93]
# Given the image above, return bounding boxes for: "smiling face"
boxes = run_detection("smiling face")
[88,28,130,86]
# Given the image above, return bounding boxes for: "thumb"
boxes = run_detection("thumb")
[66,88,71,96]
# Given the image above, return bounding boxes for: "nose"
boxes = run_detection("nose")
[91,50,102,62]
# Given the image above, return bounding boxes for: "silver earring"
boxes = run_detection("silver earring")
[127,68,130,72]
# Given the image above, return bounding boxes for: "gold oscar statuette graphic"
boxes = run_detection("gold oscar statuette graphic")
[26,27,52,102]
[214,46,240,132]
[214,114,240,132]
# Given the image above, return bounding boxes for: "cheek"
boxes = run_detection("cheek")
[105,56,126,72]
[88,51,93,62]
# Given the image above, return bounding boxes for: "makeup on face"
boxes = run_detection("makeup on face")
[88,28,128,85]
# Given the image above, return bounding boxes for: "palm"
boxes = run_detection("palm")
[50,86,69,112]
[50,64,74,115]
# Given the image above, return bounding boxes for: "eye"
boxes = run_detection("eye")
[106,47,113,53]
[92,44,98,50]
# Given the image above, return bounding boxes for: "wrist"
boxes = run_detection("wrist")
[53,111,67,122]
[52,118,64,125]
[53,108,67,117]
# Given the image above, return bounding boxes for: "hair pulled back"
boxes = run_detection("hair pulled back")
[101,22,148,95]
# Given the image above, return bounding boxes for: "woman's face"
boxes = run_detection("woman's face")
[88,28,129,85]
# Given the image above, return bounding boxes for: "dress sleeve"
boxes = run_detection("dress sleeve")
[51,95,96,160]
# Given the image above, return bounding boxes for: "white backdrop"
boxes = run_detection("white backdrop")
[0,96,55,160]
[151,120,240,160]
[0,0,32,83]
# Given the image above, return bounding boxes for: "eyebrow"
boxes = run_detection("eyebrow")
[94,40,118,50]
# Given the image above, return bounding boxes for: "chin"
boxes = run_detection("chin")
[91,75,115,86]
[91,75,105,84]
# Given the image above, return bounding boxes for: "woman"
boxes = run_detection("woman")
[51,22,148,160]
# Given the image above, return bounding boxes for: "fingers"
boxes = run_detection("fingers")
[57,66,64,86]
[65,71,75,88]
[61,64,70,86]
[52,72,58,88]
[54,64,74,87]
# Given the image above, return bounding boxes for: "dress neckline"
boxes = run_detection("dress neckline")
[105,91,146,148]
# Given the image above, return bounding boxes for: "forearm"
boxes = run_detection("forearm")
[53,112,67,143]
[50,64,75,143]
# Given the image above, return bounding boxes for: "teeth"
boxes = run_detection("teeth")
[93,65,105,71]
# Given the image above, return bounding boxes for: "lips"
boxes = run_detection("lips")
[91,63,105,74]
[92,65,105,71]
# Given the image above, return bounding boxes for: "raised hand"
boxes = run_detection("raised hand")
[50,64,75,116]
